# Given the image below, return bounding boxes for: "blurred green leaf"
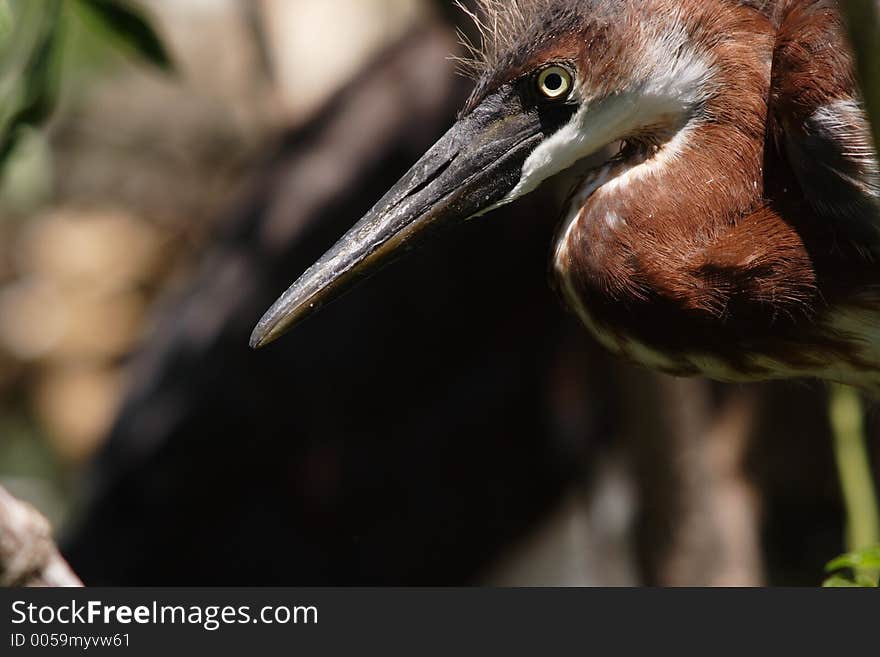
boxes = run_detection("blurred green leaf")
[12,14,61,126]
[0,1,12,43]
[822,573,879,587]
[71,0,172,71]
[1,0,170,180]
[0,126,53,209]
[856,574,880,587]
[822,574,864,588]
[825,546,880,574]
[0,0,62,168]
[824,546,880,587]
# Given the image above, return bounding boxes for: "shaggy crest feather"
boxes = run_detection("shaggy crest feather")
[450,0,786,78]
[453,0,597,78]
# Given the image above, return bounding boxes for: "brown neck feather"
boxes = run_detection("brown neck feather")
[554,1,877,380]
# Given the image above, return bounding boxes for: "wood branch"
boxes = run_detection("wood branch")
[621,371,764,586]
[840,0,880,147]
[0,486,82,587]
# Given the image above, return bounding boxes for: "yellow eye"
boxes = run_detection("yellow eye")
[537,66,572,100]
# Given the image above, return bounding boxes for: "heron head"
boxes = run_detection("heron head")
[251,0,717,348]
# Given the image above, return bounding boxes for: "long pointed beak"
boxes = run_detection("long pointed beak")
[250,87,543,348]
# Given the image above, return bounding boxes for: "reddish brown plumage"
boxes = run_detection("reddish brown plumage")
[536,0,880,387]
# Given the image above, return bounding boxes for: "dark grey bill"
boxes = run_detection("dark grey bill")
[250,86,545,348]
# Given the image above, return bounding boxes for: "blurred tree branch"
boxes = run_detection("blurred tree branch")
[0,486,82,587]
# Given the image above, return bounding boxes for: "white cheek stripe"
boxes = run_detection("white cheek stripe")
[505,96,638,201]
[502,22,714,205]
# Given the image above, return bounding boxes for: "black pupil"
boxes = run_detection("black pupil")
[544,73,563,91]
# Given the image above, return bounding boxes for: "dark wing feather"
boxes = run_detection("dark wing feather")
[769,0,880,247]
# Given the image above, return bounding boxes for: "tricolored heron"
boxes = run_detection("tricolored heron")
[252,0,880,391]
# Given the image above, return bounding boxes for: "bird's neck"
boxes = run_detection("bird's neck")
[550,9,820,380]
[556,8,778,291]
[551,1,880,391]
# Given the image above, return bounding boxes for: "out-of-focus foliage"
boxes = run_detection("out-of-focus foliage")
[823,546,880,587]
[0,1,61,167]
[69,0,171,72]
[0,2,11,41]
[0,0,170,175]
